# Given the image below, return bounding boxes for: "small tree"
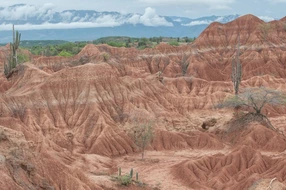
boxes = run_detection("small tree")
[130,112,154,160]
[133,121,153,160]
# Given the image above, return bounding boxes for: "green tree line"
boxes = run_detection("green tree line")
[21,36,196,57]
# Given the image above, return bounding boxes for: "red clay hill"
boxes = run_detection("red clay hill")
[0,14,286,189]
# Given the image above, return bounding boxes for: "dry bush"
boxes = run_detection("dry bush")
[52,62,64,72]
[1,95,26,120]
[9,102,26,119]
[70,55,90,66]
[217,87,286,114]
[102,53,110,62]
[177,53,190,76]
[0,130,7,141]
[225,112,276,133]
[217,87,286,131]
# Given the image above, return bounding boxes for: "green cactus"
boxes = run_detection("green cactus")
[12,25,21,67]
[118,167,121,176]
[4,24,21,77]
[136,172,139,181]
[130,168,133,178]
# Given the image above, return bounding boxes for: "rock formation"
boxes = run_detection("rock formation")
[0,14,286,189]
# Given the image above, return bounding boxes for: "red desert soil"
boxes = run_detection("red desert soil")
[0,14,286,189]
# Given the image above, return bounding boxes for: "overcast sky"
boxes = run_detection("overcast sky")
[0,0,286,19]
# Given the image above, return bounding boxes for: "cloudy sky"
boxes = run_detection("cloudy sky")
[0,0,286,19]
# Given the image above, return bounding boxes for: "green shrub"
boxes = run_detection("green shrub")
[58,50,73,57]
[103,53,110,62]
[107,41,125,47]
[17,53,30,64]
[169,41,179,46]
[118,174,132,186]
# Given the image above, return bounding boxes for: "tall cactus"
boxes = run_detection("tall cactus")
[231,34,242,95]
[129,168,133,178]
[12,24,21,68]
[4,24,21,77]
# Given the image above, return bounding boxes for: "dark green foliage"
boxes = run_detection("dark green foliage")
[118,167,121,176]
[136,172,139,181]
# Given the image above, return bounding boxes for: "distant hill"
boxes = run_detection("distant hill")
[0,4,276,42]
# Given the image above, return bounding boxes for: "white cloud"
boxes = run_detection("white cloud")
[94,14,123,25]
[128,14,141,25]
[173,18,182,22]
[0,6,173,30]
[60,11,73,22]
[0,4,55,20]
[183,20,211,26]
[138,0,234,11]
[0,21,122,31]
[258,16,275,22]
[138,0,235,5]
[215,17,224,22]
[209,5,231,10]
[268,0,286,2]
[127,7,173,26]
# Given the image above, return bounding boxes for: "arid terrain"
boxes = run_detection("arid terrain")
[1,14,286,190]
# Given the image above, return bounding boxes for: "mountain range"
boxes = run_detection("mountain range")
[0,4,276,42]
